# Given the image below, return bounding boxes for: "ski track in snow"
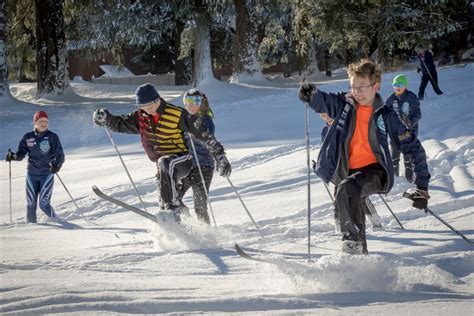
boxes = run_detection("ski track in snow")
[0,65,473,314]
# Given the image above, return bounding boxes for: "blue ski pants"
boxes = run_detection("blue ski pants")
[26,173,55,223]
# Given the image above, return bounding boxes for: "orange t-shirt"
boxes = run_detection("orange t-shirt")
[349,105,378,169]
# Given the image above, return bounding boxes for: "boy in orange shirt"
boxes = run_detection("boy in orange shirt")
[299,59,431,254]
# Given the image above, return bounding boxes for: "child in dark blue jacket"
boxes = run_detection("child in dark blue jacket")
[386,74,421,182]
[299,59,431,255]
[5,111,65,223]
[177,89,216,224]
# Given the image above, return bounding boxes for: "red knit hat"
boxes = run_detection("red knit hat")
[33,111,48,123]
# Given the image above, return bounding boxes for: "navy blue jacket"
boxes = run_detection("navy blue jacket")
[418,50,437,76]
[385,90,421,135]
[185,113,215,168]
[309,90,430,192]
[14,130,65,176]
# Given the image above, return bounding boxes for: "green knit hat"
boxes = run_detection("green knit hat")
[392,74,408,87]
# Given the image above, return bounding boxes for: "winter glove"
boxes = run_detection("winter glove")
[5,149,16,162]
[416,67,421,74]
[93,109,110,127]
[407,188,430,210]
[312,159,318,174]
[214,153,231,177]
[50,164,61,174]
[299,83,316,103]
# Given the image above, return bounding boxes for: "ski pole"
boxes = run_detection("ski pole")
[105,128,149,212]
[226,177,262,235]
[9,160,12,223]
[403,192,473,246]
[56,173,81,211]
[56,173,99,226]
[304,103,312,262]
[323,182,334,203]
[379,194,404,229]
[188,136,217,227]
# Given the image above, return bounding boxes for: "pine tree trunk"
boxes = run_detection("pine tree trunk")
[192,0,215,86]
[0,0,8,97]
[230,0,264,83]
[35,0,68,97]
[174,19,189,85]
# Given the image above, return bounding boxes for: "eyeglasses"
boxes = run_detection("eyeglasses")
[184,95,202,106]
[349,82,375,93]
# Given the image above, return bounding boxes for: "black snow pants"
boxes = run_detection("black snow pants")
[156,154,193,209]
[177,166,214,224]
[335,163,386,250]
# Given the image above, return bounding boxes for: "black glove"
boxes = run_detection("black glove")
[299,83,316,103]
[407,188,430,210]
[312,159,317,173]
[50,164,61,174]
[93,109,110,127]
[5,149,16,162]
[417,68,421,74]
[215,153,231,177]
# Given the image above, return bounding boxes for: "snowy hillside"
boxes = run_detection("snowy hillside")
[0,64,473,315]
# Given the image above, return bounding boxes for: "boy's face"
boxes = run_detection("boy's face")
[140,100,160,115]
[393,85,407,95]
[35,118,49,132]
[349,75,380,106]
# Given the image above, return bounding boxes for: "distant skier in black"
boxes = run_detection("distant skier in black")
[92,83,231,223]
[416,45,443,100]
[5,111,65,223]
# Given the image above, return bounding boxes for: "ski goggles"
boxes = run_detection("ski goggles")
[392,83,406,88]
[184,95,202,106]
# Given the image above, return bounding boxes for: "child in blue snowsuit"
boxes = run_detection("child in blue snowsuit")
[385,74,421,183]
[5,111,65,223]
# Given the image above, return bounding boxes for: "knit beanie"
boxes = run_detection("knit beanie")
[392,74,408,87]
[33,111,48,123]
[135,83,160,106]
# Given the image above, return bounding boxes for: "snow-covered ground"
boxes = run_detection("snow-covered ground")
[0,65,473,315]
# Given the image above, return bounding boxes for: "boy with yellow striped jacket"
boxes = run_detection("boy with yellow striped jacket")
[92,83,231,222]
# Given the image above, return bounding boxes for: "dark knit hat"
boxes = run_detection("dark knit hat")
[135,83,160,106]
[33,111,48,123]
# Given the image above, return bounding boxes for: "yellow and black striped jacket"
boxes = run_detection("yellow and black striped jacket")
[106,98,225,162]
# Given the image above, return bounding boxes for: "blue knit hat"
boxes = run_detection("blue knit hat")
[135,83,160,106]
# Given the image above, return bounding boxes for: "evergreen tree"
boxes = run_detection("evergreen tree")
[0,0,8,97]
[6,0,35,82]
[35,0,69,97]
[230,0,265,83]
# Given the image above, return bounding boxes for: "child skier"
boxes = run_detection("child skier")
[92,83,231,223]
[5,111,65,223]
[176,89,215,224]
[386,74,421,182]
[299,59,431,255]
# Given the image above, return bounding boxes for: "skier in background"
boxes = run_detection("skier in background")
[416,44,443,100]
[386,74,421,183]
[5,111,65,223]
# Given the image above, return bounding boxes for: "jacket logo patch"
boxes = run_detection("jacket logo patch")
[26,138,35,147]
[39,140,51,153]
[401,102,410,115]
[376,115,386,134]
